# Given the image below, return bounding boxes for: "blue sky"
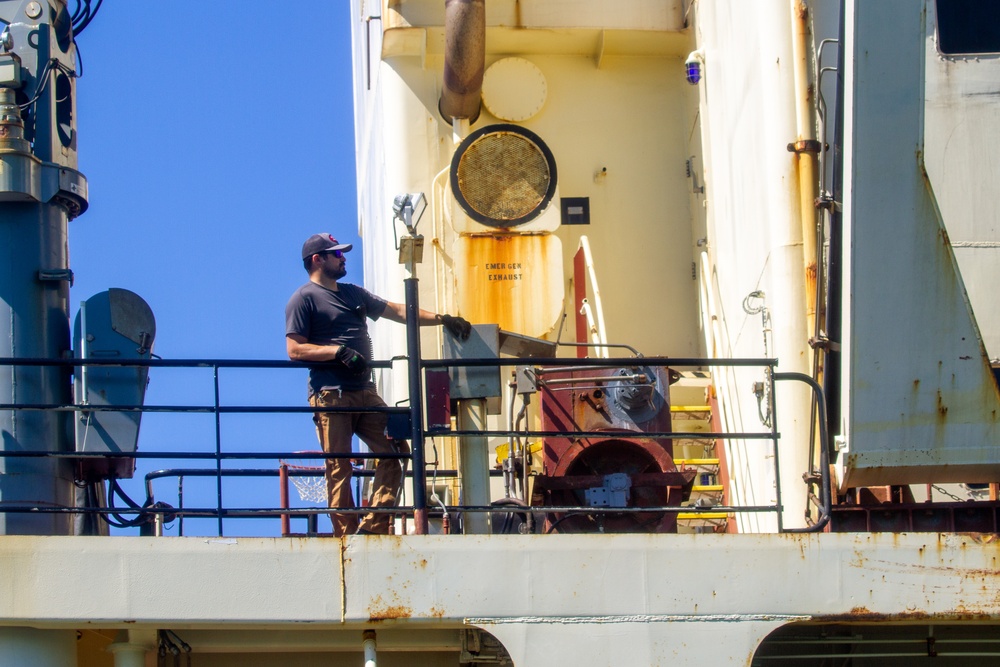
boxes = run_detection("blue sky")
[69,2,361,535]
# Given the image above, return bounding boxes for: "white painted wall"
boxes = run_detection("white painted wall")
[692,0,813,529]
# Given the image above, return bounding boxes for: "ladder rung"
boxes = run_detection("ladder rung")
[670,405,711,412]
[678,512,729,520]
[674,458,720,466]
[691,485,723,492]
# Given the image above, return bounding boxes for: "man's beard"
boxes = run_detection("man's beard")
[323,263,347,280]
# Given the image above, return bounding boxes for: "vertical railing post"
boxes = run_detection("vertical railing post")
[776,372,832,533]
[405,277,429,534]
[279,463,290,537]
[214,365,223,536]
[178,476,185,537]
[396,193,429,535]
[769,362,784,533]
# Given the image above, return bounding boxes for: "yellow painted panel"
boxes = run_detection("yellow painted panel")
[454,234,564,338]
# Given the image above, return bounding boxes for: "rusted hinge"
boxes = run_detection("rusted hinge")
[808,333,840,352]
[786,139,823,154]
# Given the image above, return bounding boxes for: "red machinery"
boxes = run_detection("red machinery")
[533,364,695,533]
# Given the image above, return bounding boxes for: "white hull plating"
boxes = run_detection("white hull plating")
[4,533,999,665]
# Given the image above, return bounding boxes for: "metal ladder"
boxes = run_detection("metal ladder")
[670,372,727,531]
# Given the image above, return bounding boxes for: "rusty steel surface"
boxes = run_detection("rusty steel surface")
[1,533,999,665]
[342,532,1000,623]
[831,500,1000,533]
[453,234,563,338]
[439,0,485,123]
[7,532,990,629]
[839,1,1000,488]
[535,367,686,532]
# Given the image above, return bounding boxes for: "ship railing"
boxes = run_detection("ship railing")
[0,355,829,536]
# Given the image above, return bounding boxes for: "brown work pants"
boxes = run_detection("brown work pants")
[310,387,408,536]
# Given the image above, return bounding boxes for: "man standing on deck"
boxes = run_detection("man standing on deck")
[285,233,471,536]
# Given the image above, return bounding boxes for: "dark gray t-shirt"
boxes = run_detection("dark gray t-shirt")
[285,281,388,394]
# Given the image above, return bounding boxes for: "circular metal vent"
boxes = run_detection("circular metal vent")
[450,124,557,229]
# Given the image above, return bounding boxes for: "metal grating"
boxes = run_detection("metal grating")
[452,125,556,228]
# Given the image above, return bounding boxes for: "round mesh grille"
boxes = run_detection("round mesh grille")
[451,124,556,228]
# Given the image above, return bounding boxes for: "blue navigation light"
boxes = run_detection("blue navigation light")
[685,61,702,85]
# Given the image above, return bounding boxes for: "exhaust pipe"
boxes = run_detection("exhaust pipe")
[439,0,485,123]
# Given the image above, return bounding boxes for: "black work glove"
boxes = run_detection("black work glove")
[334,345,368,375]
[440,314,472,340]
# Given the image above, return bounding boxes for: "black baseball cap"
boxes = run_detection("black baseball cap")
[301,233,353,259]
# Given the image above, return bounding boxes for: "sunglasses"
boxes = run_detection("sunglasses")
[321,249,345,259]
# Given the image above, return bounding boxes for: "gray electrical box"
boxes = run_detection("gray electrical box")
[0,53,21,88]
[443,323,500,399]
[73,289,156,480]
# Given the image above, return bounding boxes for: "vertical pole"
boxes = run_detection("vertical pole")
[405,277,428,534]
[107,630,156,667]
[769,364,784,533]
[178,476,185,536]
[362,630,377,667]
[456,398,491,534]
[397,196,429,534]
[279,463,290,536]
[573,248,587,358]
[214,366,223,537]
[107,641,145,667]
[0,1,85,535]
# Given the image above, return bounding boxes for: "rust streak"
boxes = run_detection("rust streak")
[936,390,949,418]
[814,610,1000,623]
[369,605,413,622]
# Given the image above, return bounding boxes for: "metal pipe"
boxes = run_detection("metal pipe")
[579,301,601,349]
[574,245,588,358]
[792,1,831,524]
[556,341,642,355]
[430,165,451,318]
[537,374,648,387]
[439,0,485,123]
[768,368,784,533]
[456,398,491,534]
[534,365,643,375]
[363,630,377,667]
[79,299,89,404]
[578,236,609,357]
[517,399,530,506]
[405,276,429,534]
[791,0,820,333]
[2,355,775,369]
[279,462,290,536]
[108,639,146,667]
[0,502,783,517]
[214,366,223,536]
[504,377,516,499]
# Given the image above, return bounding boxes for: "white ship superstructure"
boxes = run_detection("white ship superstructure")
[0,1,999,665]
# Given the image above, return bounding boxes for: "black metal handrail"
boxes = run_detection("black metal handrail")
[0,354,830,537]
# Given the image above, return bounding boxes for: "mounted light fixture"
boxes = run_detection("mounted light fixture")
[392,192,427,233]
[685,50,705,85]
[393,192,426,266]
